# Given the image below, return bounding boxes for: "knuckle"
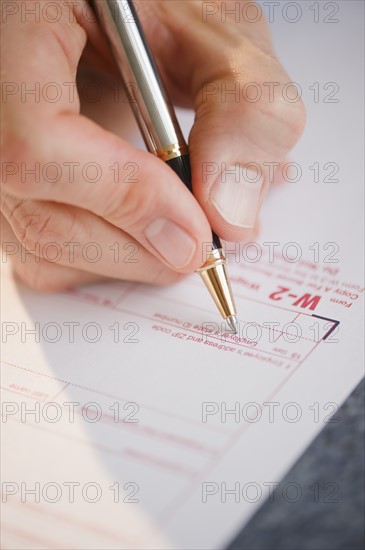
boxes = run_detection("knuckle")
[9,200,52,251]
[267,92,306,148]
[8,199,82,257]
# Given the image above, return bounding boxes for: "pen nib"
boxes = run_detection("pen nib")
[226,315,238,334]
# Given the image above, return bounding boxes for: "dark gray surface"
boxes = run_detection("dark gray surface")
[227,378,365,550]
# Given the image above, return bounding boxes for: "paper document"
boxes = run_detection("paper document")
[1,4,364,549]
[1,242,363,549]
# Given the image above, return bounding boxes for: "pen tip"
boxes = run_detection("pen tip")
[227,315,238,334]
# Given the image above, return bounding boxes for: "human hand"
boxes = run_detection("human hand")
[1,0,305,291]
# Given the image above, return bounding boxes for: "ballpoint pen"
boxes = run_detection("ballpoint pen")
[93,0,238,332]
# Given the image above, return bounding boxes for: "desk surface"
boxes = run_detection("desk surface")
[228,379,365,550]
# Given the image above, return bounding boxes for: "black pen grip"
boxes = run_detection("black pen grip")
[166,155,222,251]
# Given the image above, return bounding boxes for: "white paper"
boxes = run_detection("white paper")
[1,2,364,549]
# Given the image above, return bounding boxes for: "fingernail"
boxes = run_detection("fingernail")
[145,218,196,268]
[210,165,263,228]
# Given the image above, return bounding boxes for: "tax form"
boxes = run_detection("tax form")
[1,3,364,549]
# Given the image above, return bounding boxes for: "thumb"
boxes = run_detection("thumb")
[189,65,306,243]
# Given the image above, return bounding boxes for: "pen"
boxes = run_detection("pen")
[93,0,238,332]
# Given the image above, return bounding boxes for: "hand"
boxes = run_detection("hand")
[1,0,305,291]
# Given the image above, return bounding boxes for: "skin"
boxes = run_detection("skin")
[1,0,305,292]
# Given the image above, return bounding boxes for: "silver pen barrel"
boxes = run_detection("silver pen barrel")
[93,0,188,160]
[92,0,238,330]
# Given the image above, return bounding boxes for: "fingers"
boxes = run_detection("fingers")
[2,0,304,285]
[1,196,185,286]
[1,1,213,273]
[1,215,104,292]
[2,114,212,272]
